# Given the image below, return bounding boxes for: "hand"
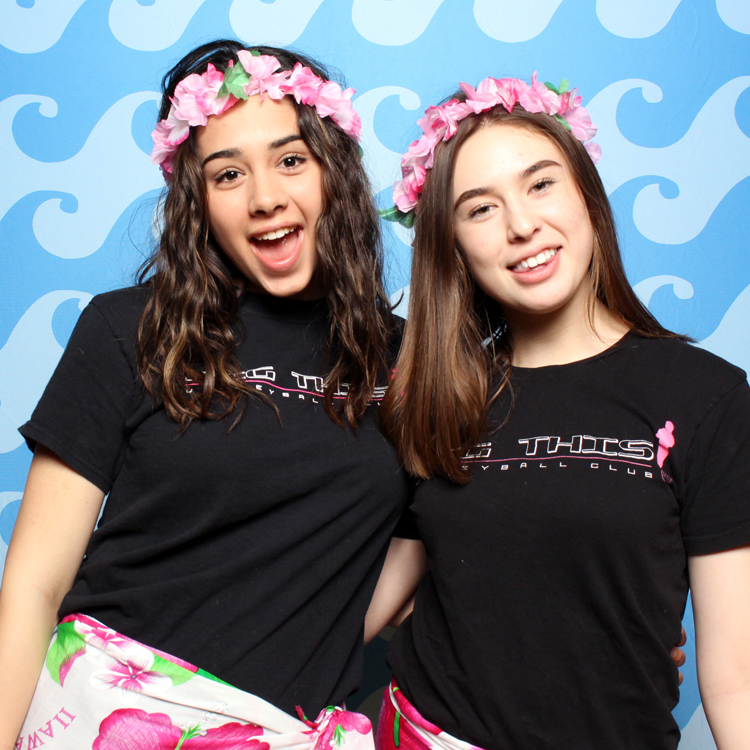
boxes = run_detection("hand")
[670,626,687,685]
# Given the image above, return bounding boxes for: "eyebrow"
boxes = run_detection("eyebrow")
[453,159,563,211]
[201,134,305,168]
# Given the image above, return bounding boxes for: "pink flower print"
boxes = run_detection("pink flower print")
[94,710,271,750]
[91,644,171,694]
[308,708,372,750]
[656,420,676,468]
[73,615,133,653]
[182,722,271,749]
[93,709,183,750]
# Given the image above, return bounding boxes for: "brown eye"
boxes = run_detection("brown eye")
[280,154,306,169]
[216,169,240,184]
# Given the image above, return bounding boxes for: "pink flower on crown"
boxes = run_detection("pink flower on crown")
[564,103,598,142]
[461,77,520,115]
[171,64,232,126]
[417,100,469,143]
[517,72,559,116]
[393,163,426,213]
[237,51,285,99]
[282,64,323,105]
[401,134,435,169]
[584,141,602,164]
[314,81,362,138]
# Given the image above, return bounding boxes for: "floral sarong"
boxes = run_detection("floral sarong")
[17,613,374,750]
[374,681,482,750]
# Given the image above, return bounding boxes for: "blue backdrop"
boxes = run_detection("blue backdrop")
[1,1,749,744]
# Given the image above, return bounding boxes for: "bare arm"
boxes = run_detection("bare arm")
[0,445,105,750]
[365,537,427,643]
[689,543,750,750]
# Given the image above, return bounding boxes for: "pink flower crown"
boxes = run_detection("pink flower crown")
[381,73,601,227]
[151,50,362,177]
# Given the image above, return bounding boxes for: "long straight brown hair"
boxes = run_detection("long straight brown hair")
[137,40,392,429]
[380,101,687,483]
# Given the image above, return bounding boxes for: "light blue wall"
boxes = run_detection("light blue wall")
[1,2,749,744]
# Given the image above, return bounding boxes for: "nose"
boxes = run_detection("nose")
[248,169,287,216]
[505,198,539,243]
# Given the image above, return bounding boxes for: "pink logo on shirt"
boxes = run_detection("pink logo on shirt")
[655,420,675,468]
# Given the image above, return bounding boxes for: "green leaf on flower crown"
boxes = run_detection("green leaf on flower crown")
[558,78,570,94]
[553,114,572,131]
[151,654,195,686]
[219,63,251,100]
[544,82,559,95]
[45,620,86,686]
[250,49,261,57]
[378,205,415,228]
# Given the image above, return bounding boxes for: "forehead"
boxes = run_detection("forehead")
[196,95,300,157]
[453,123,566,189]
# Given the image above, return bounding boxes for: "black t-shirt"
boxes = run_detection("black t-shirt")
[21,286,411,716]
[387,333,750,750]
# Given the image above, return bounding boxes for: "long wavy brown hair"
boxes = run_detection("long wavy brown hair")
[381,100,688,483]
[137,40,392,429]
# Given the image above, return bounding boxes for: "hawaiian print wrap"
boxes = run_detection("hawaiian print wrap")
[374,681,482,750]
[17,614,374,750]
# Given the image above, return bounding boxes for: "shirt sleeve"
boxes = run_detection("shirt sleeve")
[681,378,750,555]
[19,299,139,494]
[392,479,420,539]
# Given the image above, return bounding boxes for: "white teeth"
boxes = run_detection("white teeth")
[255,227,296,241]
[513,248,557,271]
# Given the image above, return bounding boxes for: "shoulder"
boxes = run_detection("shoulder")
[83,285,150,338]
[622,334,747,405]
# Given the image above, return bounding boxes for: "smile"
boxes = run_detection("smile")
[249,225,302,272]
[510,248,558,272]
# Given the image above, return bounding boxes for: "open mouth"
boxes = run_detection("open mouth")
[510,248,558,272]
[250,226,302,271]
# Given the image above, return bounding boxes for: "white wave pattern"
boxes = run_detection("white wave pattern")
[0,292,92,454]
[1,92,163,259]
[473,0,563,43]
[596,0,681,38]
[109,0,208,52]
[678,703,718,750]
[352,0,445,46]
[633,275,694,307]
[229,0,325,46]
[717,0,750,34]
[699,282,750,376]
[355,86,422,194]
[0,0,86,54]
[589,77,750,245]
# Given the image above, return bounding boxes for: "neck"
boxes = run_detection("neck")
[505,298,630,368]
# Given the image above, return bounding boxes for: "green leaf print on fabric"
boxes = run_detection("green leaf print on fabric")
[46,620,87,686]
[151,654,196,686]
[196,667,232,685]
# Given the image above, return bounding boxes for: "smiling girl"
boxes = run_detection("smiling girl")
[0,40,420,750]
[376,75,750,749]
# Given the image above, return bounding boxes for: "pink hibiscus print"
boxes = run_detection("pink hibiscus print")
[93,709,182,750]
[304,707,372,750]
[94,709,270,750]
